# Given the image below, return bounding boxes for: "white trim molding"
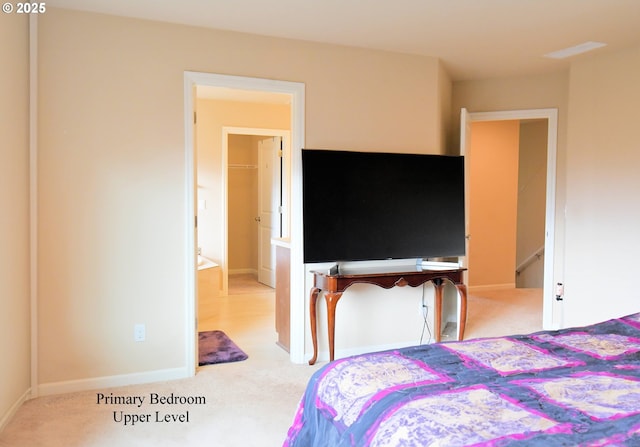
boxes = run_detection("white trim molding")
[0,389,31,431]
[37,368,188,397]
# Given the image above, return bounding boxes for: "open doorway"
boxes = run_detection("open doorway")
[184,71,306,372]
[466,119,546,289]
[460,108,559,331]
[222,130,290,294]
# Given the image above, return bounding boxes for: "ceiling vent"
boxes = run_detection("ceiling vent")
[544,41,607,59]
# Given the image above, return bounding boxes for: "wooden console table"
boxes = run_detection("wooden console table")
[308,265,467,365]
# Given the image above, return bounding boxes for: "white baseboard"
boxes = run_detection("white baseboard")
[37,367,189,397]
[1,388,31,431]
[468,283,515,293]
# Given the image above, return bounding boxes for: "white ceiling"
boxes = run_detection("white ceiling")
[47,0,640,81]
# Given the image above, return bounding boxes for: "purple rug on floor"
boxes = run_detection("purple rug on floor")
[198,330,248,365]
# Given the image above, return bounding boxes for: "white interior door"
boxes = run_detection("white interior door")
[257,137,281,287]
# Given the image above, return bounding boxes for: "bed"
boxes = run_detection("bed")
[283,312,640,446]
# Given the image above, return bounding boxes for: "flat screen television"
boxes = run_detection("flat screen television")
[302,149,466,264]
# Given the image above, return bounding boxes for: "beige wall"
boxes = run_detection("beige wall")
[438,64,453,153]
[36,7,448,387]
[468,121,520,287]
[0,14,31,426]
[516,120,547,288]
[563,44,640,326]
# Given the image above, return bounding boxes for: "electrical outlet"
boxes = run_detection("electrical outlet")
[134,324,146,342]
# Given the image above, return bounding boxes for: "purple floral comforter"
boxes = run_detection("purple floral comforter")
[284,312,640,446]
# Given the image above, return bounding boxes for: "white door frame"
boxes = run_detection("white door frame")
[222,128,289,294]
[462,108,559,330]
[184,72,306,373]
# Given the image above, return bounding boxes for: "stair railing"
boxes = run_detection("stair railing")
[515,245,544,276]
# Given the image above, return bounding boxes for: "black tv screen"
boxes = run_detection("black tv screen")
[302,149,466,264]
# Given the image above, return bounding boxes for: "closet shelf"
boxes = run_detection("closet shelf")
[228,164,258,169]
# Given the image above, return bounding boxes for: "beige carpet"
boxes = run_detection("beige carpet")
[464,287,543,339]
[0,287,542,447]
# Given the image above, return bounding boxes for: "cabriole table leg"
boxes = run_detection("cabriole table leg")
[308,287,321,365]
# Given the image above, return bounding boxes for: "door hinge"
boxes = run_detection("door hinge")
[195,215,198,228]
[278,149,283,158]
[193,111,197,124]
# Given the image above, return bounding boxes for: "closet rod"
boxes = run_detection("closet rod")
[228,164,258,169]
